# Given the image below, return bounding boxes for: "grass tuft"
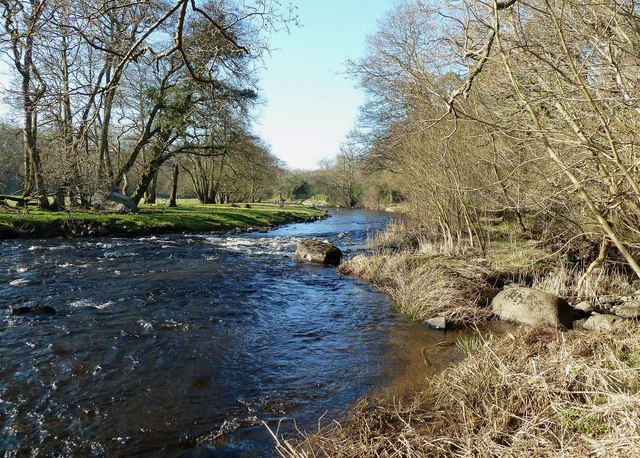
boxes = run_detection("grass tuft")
[339,253,497,326]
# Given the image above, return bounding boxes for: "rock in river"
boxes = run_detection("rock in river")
[11,305,56,316]
[294,239,342,266]
[491,286,573,329]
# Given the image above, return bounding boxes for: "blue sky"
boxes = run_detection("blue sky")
[0,2,394,170]
[254,1,394,170]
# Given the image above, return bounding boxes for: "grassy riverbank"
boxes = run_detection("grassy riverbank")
[277,220,640,457]
[0,200,326,238]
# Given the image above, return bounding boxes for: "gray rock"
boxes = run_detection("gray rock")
[573,318,588,330]
[614,303,640,319]
[597,295,620,306]
[491,287,573,329]
[573,301,595,313]
[294,239,342,266]
[423,316,447,330]
[582,313,624,331]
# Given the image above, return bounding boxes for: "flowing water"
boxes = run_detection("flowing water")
[0,209,470,457]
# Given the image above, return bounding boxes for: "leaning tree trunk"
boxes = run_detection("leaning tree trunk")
[131,149,171,205]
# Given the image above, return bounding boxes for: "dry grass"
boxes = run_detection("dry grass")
[276,324,640,457]
[346,222,555,327]
[339,253,497,326]
[530,264,634,300]
[350,221,637,325]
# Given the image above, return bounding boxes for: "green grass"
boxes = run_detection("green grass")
[560,407,610,438]
[0,199,326,238]
[488,239,554,271]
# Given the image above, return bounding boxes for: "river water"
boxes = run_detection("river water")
[0,209,468,457]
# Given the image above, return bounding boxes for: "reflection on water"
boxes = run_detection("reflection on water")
[0,209,468,456]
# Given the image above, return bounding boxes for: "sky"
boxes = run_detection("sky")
[253,1,393,170]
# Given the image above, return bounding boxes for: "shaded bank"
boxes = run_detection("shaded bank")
[277,221,640,457]
[278,324,640,457]
[0,202,326,238]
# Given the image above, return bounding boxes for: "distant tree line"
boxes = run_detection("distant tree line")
[0,0,291,211]
[271,148,402,209]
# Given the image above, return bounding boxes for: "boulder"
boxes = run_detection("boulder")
[491,287,573,329]
[596,295,620,307]
[573,318,588,330]
[573,301,595,314]
[295,239,342,266]
[582,313,624,331]
[11,305,56,315]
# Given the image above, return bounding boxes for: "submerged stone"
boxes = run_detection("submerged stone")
[423,316,447,330]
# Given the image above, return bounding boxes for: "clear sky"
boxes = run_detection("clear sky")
[253,1,394,170]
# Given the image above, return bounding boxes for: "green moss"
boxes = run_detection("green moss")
[618,351,640,368]
[559,407,609,438]
[0,200,325,238]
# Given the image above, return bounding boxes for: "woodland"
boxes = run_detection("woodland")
[0,0,308,211]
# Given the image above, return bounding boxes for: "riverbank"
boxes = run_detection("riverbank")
[278,221,640,457]
[278,323,640,457]
[0,201,326,238]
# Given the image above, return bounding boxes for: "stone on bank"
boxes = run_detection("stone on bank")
[582,313,625,331]
[491,286,573,329]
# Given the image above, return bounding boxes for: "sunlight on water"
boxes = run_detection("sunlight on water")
[0,209,467,457]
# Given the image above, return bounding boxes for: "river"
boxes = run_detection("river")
[0,209,468,457]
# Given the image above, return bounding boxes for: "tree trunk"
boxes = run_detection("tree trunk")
[52,188,66,211]
[98,64,117,181]
[121,173,129,195]
[132,146,171,205]
[22,139,33,197]
[29,113,48,209]
[144,172,157,204]
[169,162,179,207]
